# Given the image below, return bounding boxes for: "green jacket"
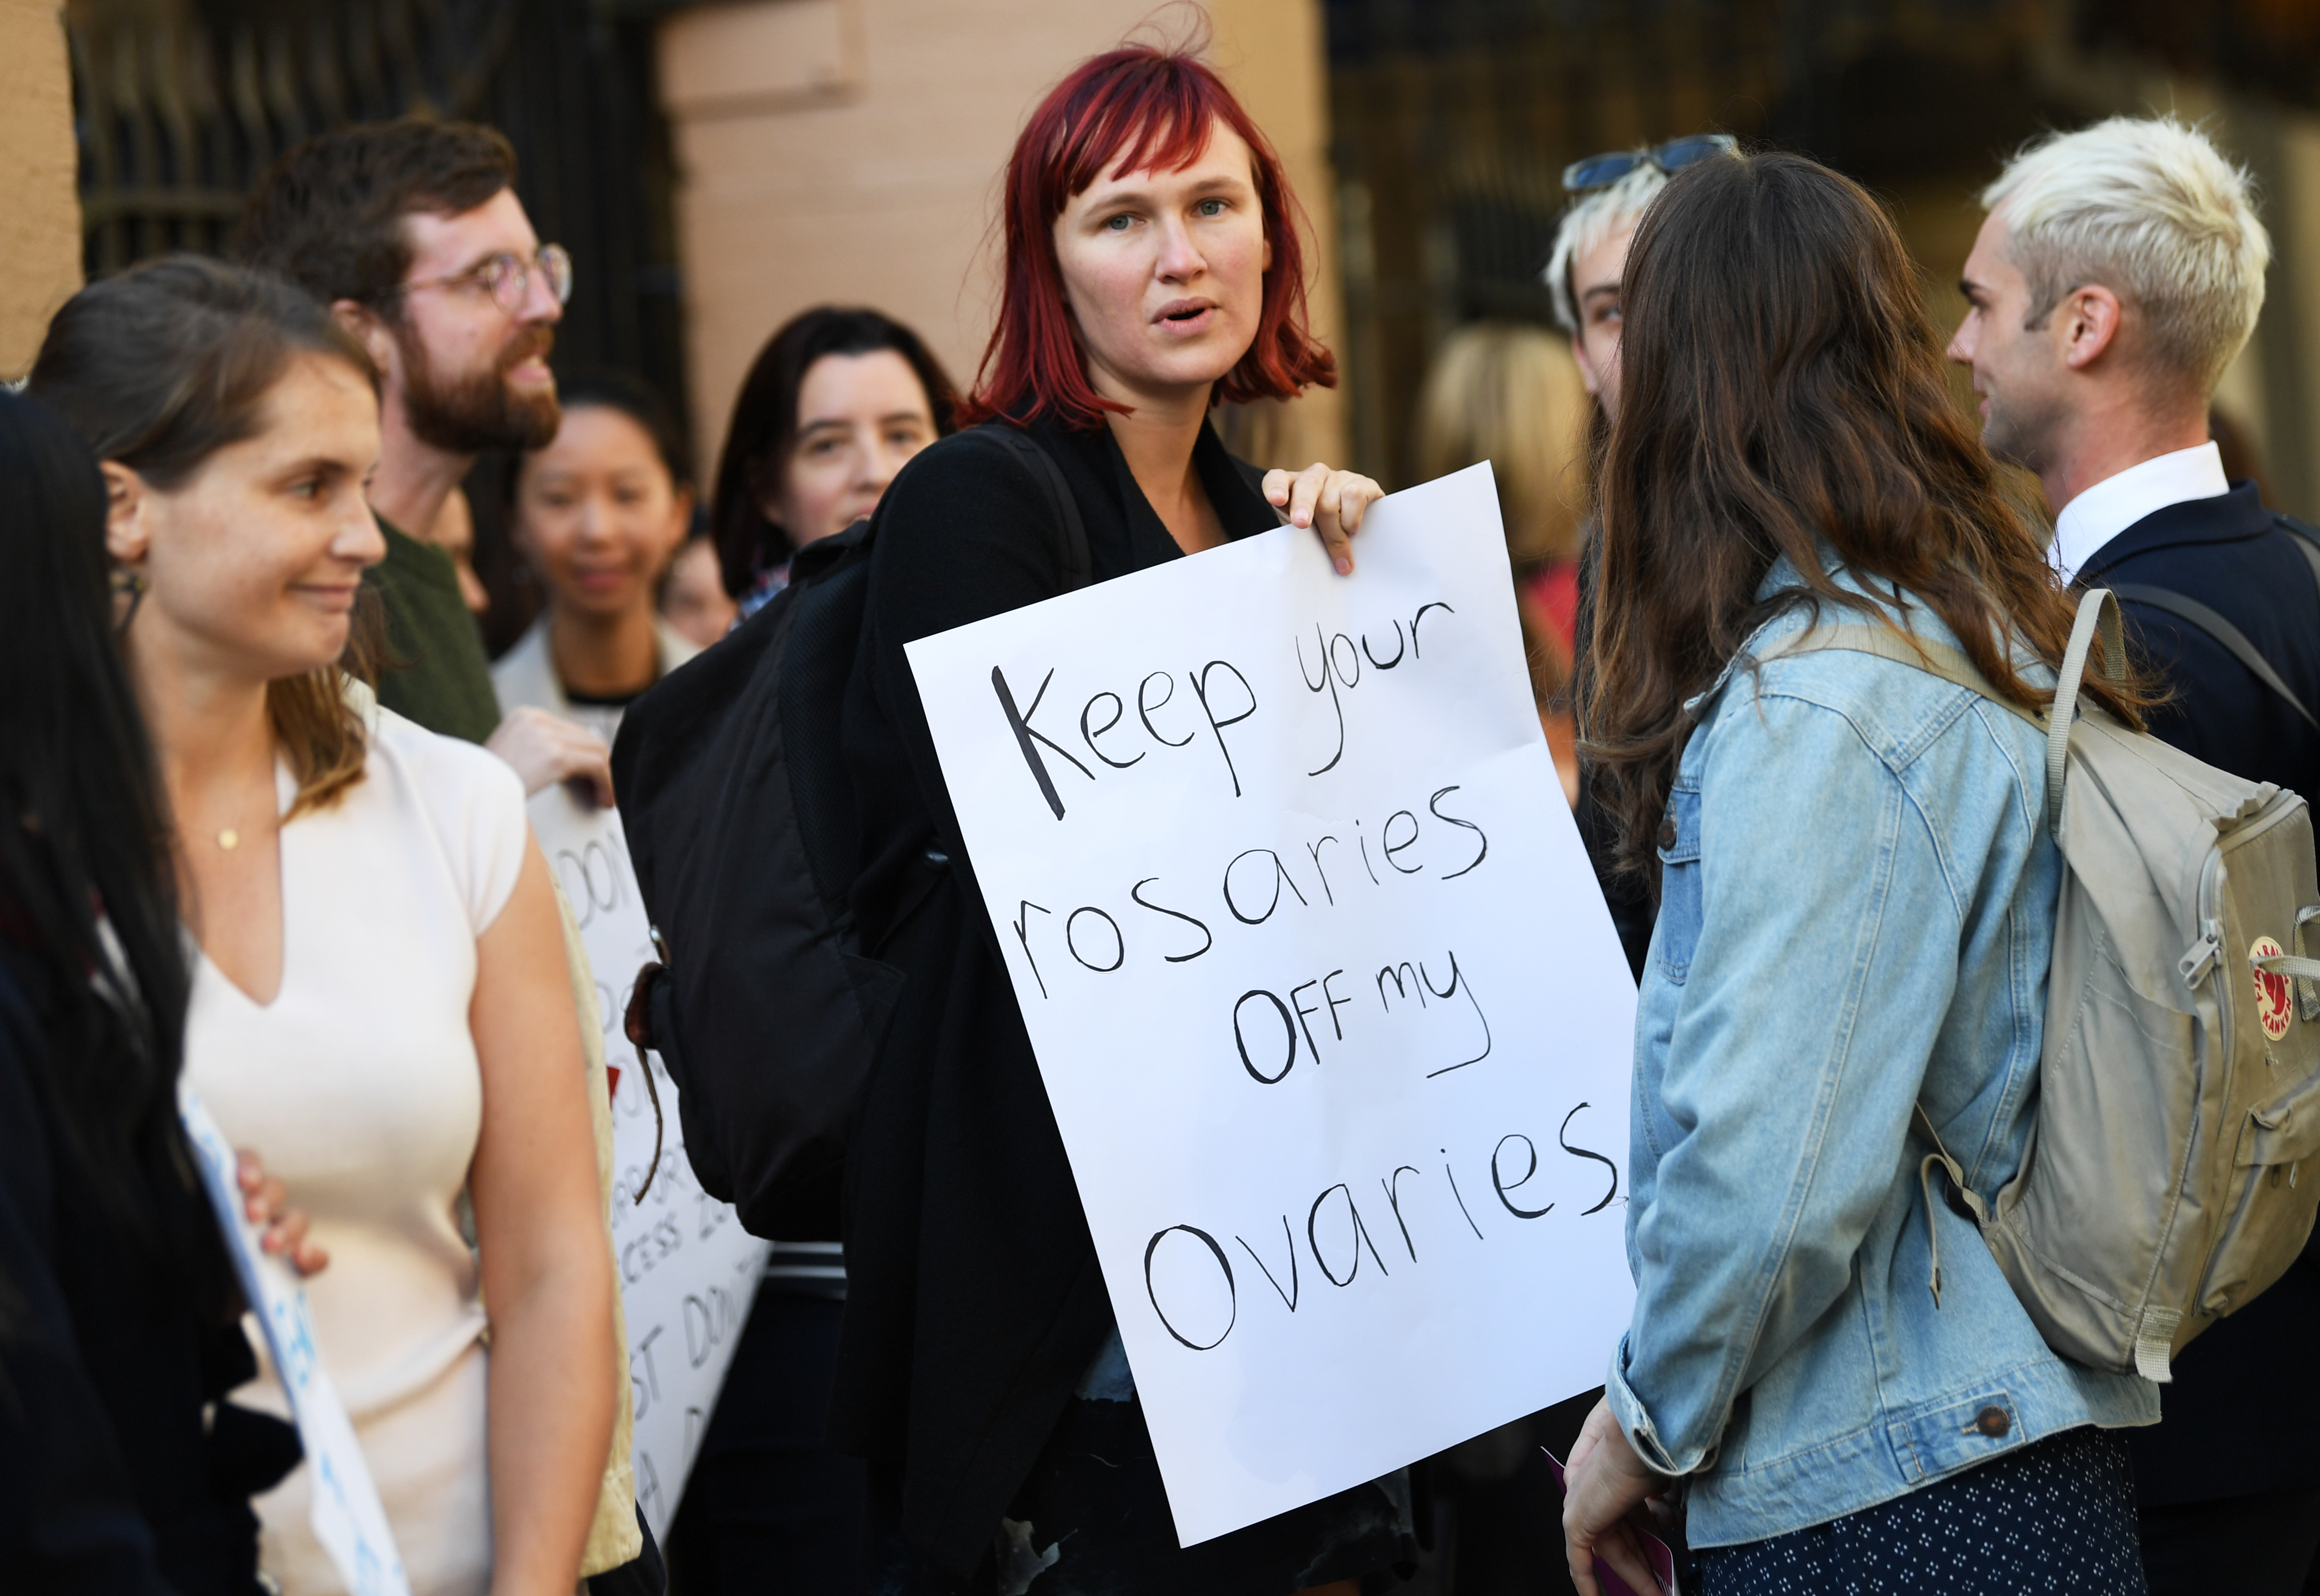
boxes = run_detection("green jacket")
[365,515,501,744]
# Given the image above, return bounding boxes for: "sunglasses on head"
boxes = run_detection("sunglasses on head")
[1562,134,1738,193]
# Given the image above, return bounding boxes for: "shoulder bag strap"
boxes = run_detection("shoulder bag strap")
[2108,583,2320,734]
[978,425,1094,593]
[2276,513,2320,599]
[1749,591,2119,842]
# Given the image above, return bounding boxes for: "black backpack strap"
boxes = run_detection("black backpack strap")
[975,425,1094,592]
[2275,513,2320,600]
[2110,581,2320,732]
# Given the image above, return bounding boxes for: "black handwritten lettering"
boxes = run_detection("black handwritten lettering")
[1491,1133,1554,1219]
[1381,809,1422,873]
[1330,631,1362,690]
[1410,601,1455,657]
[1322,969,1353,1040]
[1357,820,1380,884]
[1362,619,1407,669]
[1307,1183,1390,1286]
[1290,979,1325,1065]
[1013,900,1052,1000]
[1237,1216,1301,1312]
[1131,877,1212,962]
[1431,786,1488,880]
[1422,952,1492,1077]
[1191,660,1257,797]
[1304,836,1338,904]
[992,666,1091,821]
[1381,1165,1422,1261]
[1079,692,1143,769]
[1138,671,1194,747]
[1444,1149,1485,1239]
[1377,962,1424,1009]
[1223,849,1309,926]
[1296,625,1347,777]
[1561,1103,1622,1214]
[1145,1226,1236,1351]
[1233,990,1298,1084]
[1066,906,1124,972]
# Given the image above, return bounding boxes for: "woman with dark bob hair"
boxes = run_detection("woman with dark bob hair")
[1559,151,2161,1593]
[830,39,1395,1596]
[711,305,959,615]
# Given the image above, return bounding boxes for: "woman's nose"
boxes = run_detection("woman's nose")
[1154,218,1204,282]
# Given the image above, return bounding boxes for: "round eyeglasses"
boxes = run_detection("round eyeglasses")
[387,243,573,316]
[1562,135,1738,194]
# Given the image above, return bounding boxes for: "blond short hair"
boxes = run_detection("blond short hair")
[1544,161,1667,334]
[1983,115,2269,393]
[1416,322,1589,567]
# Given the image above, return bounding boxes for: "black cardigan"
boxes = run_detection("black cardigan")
[830,413,1280,1572]
[0,941,299,1593]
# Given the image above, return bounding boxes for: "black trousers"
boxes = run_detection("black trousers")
[2138,1483,2320,1596]
[665,1290,866,1595]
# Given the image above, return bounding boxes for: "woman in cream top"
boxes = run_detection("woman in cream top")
[186,711,526,1593]
[32,256,616,1596]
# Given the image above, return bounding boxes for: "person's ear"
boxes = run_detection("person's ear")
[332,298,399,382]
[101,460,155,568]
[2057,284,2124,372]
[665,484,697,556]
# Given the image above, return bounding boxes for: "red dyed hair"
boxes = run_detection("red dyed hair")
[961,44,1337,429]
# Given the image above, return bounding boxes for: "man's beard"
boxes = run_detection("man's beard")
[396,320,561,453]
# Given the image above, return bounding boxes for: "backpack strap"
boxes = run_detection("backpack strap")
[973,425,1094,593]
[2275,513,2320,599]
[2108,583,2320,735]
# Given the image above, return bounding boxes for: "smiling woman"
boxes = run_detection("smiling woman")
[29,257,618,1596]
[493,370,701,745]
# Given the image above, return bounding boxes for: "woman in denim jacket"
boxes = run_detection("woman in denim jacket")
[1559,152,2164,1594]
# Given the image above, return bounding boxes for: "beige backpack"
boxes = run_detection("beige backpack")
[1765,589,2320,1381]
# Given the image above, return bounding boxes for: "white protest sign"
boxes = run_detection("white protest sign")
[907,463,1639,1546]
[179,1085,412,1596]
[528,787,771,1543]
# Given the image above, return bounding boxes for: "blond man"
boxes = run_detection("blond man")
[1951,114,2320,1595]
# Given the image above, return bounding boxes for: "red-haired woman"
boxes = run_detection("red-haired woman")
[832,42,1400,1596]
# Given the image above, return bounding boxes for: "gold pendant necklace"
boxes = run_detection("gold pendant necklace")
[217,826,240,850]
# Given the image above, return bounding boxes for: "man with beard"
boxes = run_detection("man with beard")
[237,118,611,800]
[1951,115,2320,1596]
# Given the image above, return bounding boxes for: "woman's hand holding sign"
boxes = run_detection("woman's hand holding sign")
[1265,463,1384,576]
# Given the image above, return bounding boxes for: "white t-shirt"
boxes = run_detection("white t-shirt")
[185,706,529,1596]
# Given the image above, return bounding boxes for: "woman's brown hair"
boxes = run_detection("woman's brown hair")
[29,255,382,818]
[1582,151,2150,880]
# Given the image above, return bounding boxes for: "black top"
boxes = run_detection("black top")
[365,515,502,744]
[2079,482,2320,1506]
[829,415,1280,1571]
[0,942,300,1593]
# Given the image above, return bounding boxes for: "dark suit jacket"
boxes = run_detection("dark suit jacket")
[2078,480,2320,1506]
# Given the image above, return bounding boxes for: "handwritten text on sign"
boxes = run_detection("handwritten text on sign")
[529,788,770,1544]
[908,464,1639,1546]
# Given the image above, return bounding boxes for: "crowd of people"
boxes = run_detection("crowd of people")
[2,30,2317,1596]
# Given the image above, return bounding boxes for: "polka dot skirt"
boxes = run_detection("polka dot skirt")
[1694,1426,2147,1595]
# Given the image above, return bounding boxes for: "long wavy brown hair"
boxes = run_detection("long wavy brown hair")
[1581,150,2150,881]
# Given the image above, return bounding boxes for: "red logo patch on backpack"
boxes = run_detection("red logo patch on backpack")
[2252,936,2294,1041]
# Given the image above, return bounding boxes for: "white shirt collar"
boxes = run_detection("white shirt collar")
[2049,441,2229,585]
